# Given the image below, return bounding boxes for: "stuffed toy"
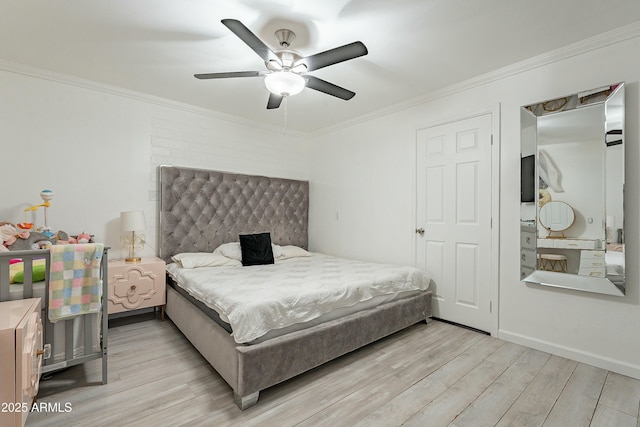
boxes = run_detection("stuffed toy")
[0,222,30,252]
[76,232,92,244]
[0,221,59,251]
[54,230,77,245]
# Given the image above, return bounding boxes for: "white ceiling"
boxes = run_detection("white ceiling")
[2,0,640,133]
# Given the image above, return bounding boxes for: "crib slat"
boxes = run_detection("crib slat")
[65,318,74,359]
[23,258,33,298]
[0,256,9,301]
[84,314,93,357]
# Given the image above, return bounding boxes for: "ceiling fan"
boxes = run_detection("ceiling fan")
[195,19,368,109]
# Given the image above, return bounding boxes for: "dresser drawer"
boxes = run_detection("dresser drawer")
[578,267,606,278]
[580,250,605,260]
[521,249,537,269]
[555,239,596,249]
[580,259,605,268]
[521,266,535,280]
[521,232,536,250]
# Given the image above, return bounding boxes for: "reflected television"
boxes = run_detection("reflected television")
[521,155,535,203]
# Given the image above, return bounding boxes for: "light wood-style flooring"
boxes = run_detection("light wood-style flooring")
[28,313,640,427]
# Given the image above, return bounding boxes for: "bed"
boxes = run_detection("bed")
[0,246,108,384]
[605,247,625,288]
[159,165,433,409]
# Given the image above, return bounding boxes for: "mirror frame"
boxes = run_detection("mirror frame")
[520,82,625,297]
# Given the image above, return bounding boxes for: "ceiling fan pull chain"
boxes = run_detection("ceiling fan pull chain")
[283,95,289,131]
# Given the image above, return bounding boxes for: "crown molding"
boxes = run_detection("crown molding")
[0,59,307,138]
[2,20,639,140]
[313,21,640,137]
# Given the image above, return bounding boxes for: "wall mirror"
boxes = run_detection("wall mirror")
[520,82,625,297]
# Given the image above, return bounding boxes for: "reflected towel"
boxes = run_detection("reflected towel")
[538,149,564,192]
[48,243,104,322]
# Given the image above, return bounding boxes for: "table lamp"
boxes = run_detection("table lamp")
[120,211,146,263]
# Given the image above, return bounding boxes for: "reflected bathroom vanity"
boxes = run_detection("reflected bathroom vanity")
[520,82,625,297]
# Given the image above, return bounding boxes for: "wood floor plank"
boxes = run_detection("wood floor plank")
[403,359,507,427]
[542,363,608,427]
[24,315,640,427]
[598,372,640,417]
[450,347,550,427]
[591,404,638,427]
[494,355,578,427]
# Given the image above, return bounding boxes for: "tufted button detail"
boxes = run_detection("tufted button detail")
[159,167,309,260]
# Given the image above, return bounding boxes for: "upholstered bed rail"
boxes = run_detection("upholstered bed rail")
[159,165,309,262]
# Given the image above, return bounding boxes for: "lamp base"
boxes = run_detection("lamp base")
[125,257,142,263]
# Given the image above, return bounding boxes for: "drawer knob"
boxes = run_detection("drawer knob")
[128,285,137,294]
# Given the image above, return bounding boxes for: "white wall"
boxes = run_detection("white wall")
[309,35,640,378]
[0,68,309,259]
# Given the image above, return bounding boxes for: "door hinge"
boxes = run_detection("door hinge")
[490,301,492,313]
[491,134,494,145]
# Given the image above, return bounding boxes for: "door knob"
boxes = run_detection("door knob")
[415,228,425,236]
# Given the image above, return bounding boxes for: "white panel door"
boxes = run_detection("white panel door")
[416,114,493,332]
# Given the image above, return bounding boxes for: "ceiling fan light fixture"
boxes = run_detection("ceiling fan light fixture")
[264,71,305,96]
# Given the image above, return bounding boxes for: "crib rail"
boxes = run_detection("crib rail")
[0,247,109,384]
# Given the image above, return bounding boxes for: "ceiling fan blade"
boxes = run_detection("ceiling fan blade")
[266,93,284,109]
[301,41,368,72]
[305,75,355,100]
[221,19,281,64]
[194,71,264,79]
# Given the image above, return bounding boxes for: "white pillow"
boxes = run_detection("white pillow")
[271,243,283,259]
[213,242,243,260]
[171,252,241,269]
[215,241,284,260]
[278,245,311,260]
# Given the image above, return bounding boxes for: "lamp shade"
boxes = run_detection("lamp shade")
[120,211,146,232]
[264,71,305,96]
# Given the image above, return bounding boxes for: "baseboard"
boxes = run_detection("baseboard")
[498,329,640,380]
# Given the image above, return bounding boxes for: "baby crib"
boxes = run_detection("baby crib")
[0,247,108,384]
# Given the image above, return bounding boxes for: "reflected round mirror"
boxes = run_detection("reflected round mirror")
[539,201,575,232]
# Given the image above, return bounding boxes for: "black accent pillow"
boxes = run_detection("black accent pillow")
[239,232,274,266]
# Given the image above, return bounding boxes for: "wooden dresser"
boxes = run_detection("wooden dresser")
[0,298,43,427]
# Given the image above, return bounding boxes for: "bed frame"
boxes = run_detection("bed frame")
[159,165,432,409]
[0,248,109,384]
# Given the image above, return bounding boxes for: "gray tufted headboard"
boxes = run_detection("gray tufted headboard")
[159,165,309,262]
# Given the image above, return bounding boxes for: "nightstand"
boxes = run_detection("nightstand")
[107,257,166,319]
